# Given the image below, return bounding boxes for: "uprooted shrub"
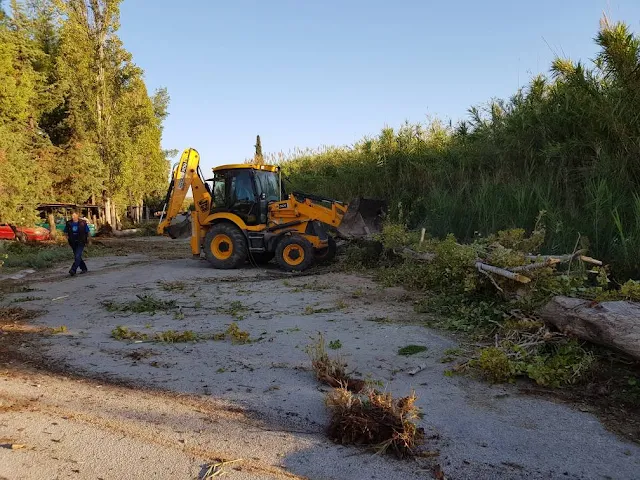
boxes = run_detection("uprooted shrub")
[306,332,365,392]
[325,386,424,458]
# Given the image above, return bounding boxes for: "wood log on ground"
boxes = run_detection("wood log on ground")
[540,296,640,361]
[112,229,139,237]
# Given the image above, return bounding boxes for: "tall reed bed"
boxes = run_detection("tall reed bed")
[282,19,640,280]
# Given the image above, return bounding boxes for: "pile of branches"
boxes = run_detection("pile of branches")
[394,232,603,296]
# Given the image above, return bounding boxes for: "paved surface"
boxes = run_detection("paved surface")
[1,238,639,479]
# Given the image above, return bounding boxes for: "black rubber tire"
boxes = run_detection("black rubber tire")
[249,252,275,265]
[203,223,247,269]
[275,235,315,272]
[314,236,337,264]
[15,232,27,243]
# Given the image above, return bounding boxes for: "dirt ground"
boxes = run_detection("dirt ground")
[1,237,639,480]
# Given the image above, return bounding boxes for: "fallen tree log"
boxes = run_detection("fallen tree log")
[112,229,140,237]
[540,296,640,361]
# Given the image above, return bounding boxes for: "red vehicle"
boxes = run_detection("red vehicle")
[0,224,50,242]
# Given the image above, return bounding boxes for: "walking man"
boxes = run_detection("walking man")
[63,210,90,276]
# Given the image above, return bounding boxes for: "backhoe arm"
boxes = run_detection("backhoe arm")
[157,148,211,237]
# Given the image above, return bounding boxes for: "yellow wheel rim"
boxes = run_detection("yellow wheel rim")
[283,244,305,266]
[211,234,233,260]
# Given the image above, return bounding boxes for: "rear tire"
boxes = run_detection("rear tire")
[204,223,247,269]
[249,252,275,265]
[275,235,315,272]
[15,232,27,243]
[314,236,337,264]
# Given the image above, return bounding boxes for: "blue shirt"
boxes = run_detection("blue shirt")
[64,221,90,240]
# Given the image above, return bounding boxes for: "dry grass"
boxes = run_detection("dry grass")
[306,333,365,392]
[111,326,197,343]
[0,307,43,333]
[0,307,40,323]
[325,387,424,458]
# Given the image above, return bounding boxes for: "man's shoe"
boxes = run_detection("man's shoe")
[80,269,88,274]
[69,270,76,276]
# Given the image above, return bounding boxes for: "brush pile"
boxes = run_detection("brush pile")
[325,387,424,458]
[350,221,640,383]
[307,334,425,458]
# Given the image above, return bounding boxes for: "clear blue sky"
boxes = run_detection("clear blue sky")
[118,0,640,173]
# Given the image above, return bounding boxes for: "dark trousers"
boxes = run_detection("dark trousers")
[70,242,87,273]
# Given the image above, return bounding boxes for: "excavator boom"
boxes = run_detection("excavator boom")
[157,148,211,239]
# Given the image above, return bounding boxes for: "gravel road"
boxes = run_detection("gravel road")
[1,238,638,479]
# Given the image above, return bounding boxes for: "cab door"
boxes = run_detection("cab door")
[210,169,259,225]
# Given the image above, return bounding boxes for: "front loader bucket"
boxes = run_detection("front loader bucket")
[337,198,387,238]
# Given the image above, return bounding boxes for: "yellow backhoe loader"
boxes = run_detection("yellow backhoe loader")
[157,148,385,271]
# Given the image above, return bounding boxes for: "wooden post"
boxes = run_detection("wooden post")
[420,228,426,244]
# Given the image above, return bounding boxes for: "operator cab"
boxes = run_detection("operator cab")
[209,164,285,226]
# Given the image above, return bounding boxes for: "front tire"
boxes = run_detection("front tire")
[275,235,315,272]
[204,223,247,269]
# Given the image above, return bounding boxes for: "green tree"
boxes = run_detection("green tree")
[254,134,264,164]
[0,0,170,227]
[53,0,169,224]
[0,0,51,223]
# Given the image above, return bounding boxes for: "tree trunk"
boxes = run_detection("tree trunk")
[103,195,112,227]
[145,206,149,221]
[110,203,118,230]
[540,296,640,361]
[47,212,57,239]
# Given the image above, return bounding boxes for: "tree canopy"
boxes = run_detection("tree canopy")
[0,0,170,224]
